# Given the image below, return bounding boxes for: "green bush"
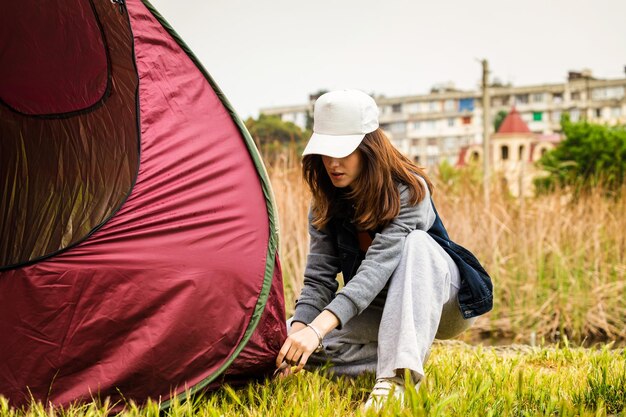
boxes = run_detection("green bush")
[536,115,626,194]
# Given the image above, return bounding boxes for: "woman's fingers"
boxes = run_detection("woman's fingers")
[276,339,292,367]
[276,339,303,367]
[287,350,303,366]
[276,328,320,369]
[294,351,312,373]
[276,364,292,378]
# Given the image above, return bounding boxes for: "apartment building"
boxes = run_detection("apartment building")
[260,70,626,167]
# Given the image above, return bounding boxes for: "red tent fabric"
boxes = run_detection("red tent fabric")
[0,0,286,408]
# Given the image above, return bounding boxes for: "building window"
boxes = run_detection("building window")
[412,138,421,147]
[570,109,580,122]
[429,101,439,112]
[552,111,562,122]
[592,88,606,100]
[553,93,563,103]
[444,99,455,111]
[424,120,436,130]
[611,107,622,118]
[443,137,456,150]
[392,103,403,113]
[591,87,624,100]
[532,93,544,103]
[412,121,421,130]
[532,111,543,121]
[595,108,602,118]
[519,145,524,161]
[571,91,581,101]
[607,87,625,99]
[459,98,474,112]
[427,137,438,146]
[501,145,509,160]
[407,102,421,114]
[390,122,406,133]
[515,94,529,104]
[462,116,472,125]
[427,155,439,166]
[447,118,455,127]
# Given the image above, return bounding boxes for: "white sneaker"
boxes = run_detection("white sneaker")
[362,376,405,412]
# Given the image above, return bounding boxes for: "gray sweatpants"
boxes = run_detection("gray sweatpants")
[290,230,475,383]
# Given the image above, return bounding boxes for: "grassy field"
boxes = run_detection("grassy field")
[2,342,624,416]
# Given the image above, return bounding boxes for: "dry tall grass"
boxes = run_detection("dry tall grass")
[265,150,626,345]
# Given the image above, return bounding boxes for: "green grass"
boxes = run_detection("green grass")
[3,341,625,416]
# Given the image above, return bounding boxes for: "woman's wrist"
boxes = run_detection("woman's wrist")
[306,323,324,352]
[289,321,306,335]
[310,310,340,338]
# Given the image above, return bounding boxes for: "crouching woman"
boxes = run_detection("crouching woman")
[276,89,493,409]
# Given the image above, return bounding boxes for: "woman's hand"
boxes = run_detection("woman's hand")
[275,311,339,375]
[289,321,307,335]
[276,326,320,373]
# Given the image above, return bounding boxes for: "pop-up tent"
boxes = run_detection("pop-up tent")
[0,0,287,408]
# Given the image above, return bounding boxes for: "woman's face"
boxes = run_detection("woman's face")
[322,149,363,188]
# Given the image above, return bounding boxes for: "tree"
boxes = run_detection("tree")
[245,115,310,151]
[536,115,626,193]
[493,110,508,132]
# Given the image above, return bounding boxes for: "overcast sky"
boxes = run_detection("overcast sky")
[149,0,626,119]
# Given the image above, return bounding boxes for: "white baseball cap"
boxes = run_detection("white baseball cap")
[302,89,379,158]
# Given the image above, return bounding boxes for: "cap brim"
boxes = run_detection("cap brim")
[302,132,365,158]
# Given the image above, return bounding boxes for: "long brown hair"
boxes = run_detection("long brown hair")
[302,128,433,230]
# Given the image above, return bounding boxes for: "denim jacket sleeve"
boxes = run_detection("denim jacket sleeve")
[324,177,435,328]
[291,208,342,325]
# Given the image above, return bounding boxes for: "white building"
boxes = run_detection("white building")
[260,70,626,167]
